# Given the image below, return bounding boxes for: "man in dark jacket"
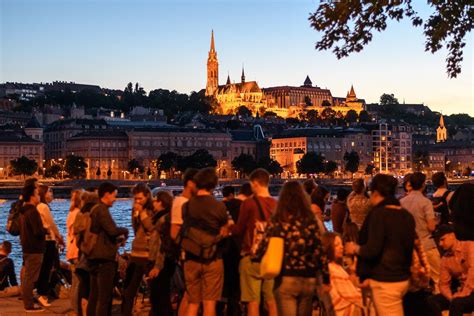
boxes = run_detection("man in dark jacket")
[19,184,46,312]
[346,174,416,316]
[86,182,129,316]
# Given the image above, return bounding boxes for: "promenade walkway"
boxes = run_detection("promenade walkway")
[0,297,151,316]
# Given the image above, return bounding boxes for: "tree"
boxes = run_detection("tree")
[257,157,283,176]
[321,100,331,107]
[324,160,338,177]
[263,111,277,118]
[178,149,217,171]
[10,156,38,177]
[236,106,252,117]
[157,151,181,178]
[344,151,360,175]
[309,1,472,78]
[321,107,336,121]
[296,152,325,176]
[45,164,62,179]
[413,151,429,172]
[304,96,313,107]
[358,110,371,122]
[365,163,376,175]
[64,155,88,179]
[306,109,319,124]
[231,154,257,177]
[380,93,399,105]
[128,159,144,177]
[345,109,358,123]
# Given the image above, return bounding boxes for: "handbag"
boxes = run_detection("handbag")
[260,237,284,279]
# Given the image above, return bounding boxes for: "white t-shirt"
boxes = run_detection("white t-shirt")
[170,196,189,225]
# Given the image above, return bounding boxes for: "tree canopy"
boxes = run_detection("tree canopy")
[177,149,217,171]
[10,156,38,177]
[344,151,360,174]
[231,153,257,177]
[380,93,399,105]
[296,152,325,175]
[309,1,473,78]
[64,155,88,179]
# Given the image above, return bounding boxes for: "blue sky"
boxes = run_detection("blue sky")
[1,0,472,115]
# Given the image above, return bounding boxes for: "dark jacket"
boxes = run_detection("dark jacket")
[87,202,129,261]
[450,183,474,241]
[357,197,416,282]
[19,204,46,254]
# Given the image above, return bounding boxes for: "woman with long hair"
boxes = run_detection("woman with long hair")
[36,184,64,306]
[321,232,364,316]
[255,181,329,316]
[311,185,330,233]
[122,183,156,316]
[75,191,99,316]
[66,188,82,315]
[148,190,175,316]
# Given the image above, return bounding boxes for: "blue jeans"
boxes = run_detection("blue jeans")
[274,276,316,316]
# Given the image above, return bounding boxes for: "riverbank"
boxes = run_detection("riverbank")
[0,296,149,316]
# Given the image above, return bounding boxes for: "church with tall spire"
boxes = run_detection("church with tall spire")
[204,31,365,118]
[437,114,447,142]
[204,31,266,115]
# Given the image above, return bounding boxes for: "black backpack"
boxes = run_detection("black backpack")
[6,200,23,236]
[432,191,451,225]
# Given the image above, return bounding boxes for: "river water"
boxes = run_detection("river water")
[0,199,134,278]
[0,198,334,278]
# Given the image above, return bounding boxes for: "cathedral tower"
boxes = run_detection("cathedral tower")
[205,30,219,96]
[437,115,447,142]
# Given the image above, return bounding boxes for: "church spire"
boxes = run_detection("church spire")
[205,30,219,97]
[349,85,356,98]
[226,72,231,85]
[241,65,245,83]
[210,29,215,52]
[439,114,445,127]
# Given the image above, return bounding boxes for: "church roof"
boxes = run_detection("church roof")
[348,85,356,98]
[217,81,261,94]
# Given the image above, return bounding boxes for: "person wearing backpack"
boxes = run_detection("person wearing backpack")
[86,182,129,316]
[19,183,47,313]
[73,190,99,316]
[121,183,156,316]
[230,169,277,316]
[181,168,229,316]
[431,172,453,226]
[6,177,38,236]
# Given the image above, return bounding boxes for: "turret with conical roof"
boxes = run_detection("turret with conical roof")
[346,85,357,102]
[303,75,312,87]
[241,65,245,83]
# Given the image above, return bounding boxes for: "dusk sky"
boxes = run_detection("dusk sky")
[1,0,472,115]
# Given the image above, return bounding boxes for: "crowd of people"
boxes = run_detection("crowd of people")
[0,169,472,316]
